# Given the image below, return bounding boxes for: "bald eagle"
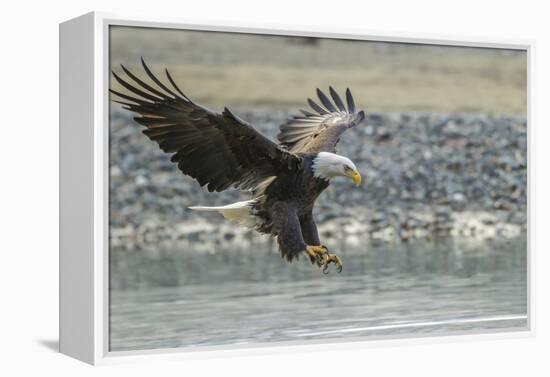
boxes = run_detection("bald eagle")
[111,59,365,273]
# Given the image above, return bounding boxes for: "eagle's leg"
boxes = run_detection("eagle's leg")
[300,212,342,273]
[272,203,343,272]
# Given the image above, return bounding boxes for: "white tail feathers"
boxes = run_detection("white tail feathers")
[189,200,259,228]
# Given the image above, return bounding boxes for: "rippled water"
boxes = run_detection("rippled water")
[109,235,527,352]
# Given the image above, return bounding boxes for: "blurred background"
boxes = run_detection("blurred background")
[109,26,527,352]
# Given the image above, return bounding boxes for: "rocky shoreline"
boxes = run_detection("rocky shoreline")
[109,109,527,250]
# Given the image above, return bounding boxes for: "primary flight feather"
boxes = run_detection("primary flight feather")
[111,59,366,273]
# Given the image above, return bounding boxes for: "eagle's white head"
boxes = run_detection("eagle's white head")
[312,152,362,186]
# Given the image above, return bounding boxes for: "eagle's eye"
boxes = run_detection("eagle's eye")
[344,165,353,172]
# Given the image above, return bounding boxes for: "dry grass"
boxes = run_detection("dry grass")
[110,26,527,115]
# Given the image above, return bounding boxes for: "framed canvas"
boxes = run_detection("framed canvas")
[59,12,533,365]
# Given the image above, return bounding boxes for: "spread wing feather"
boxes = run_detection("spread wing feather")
[110,58,300,192]
[278,87,365,153]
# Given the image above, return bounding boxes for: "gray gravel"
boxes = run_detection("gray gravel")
[109,109,526,249]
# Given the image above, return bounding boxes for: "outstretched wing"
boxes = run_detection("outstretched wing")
[110,59,300,192]
[277,87,365,154]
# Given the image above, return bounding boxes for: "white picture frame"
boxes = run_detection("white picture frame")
[59,11,534,365]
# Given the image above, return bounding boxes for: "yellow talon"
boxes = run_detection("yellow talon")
[305,245,329,266]
[322,254,343,274]
[305,245,343,273]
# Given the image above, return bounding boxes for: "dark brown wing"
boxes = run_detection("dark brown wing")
[277,87,365,153]
[110,58,300,192]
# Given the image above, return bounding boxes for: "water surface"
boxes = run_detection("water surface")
[109,235,527,351]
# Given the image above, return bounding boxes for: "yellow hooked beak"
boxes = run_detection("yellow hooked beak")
[350,170,362,187]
